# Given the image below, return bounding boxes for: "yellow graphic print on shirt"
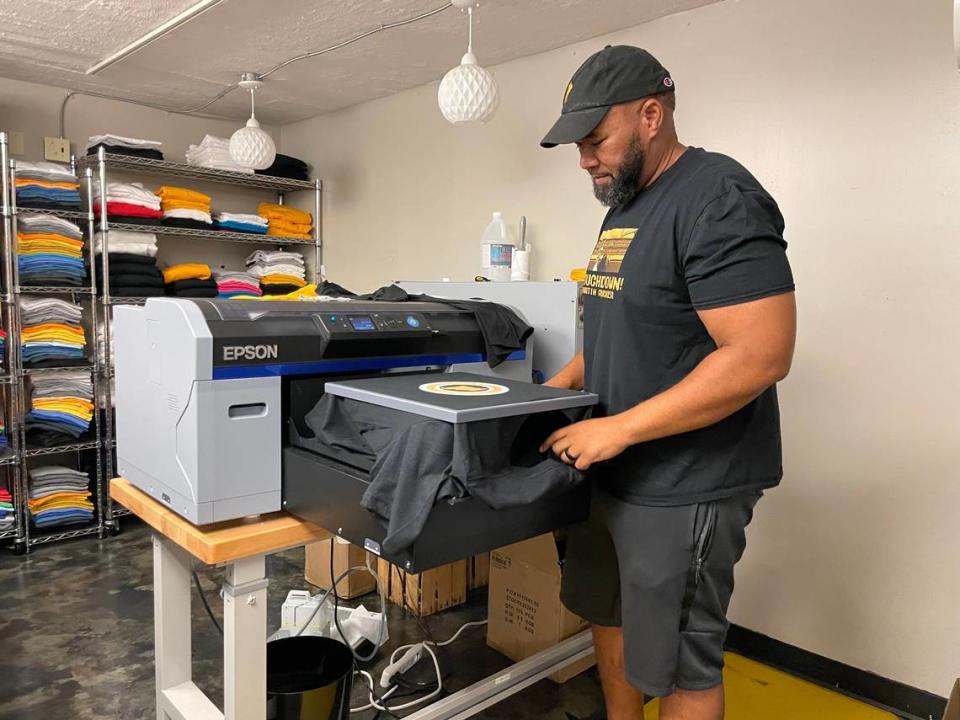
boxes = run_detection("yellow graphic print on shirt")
[582,227,637,301]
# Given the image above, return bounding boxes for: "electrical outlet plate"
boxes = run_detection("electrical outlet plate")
[9,132,24,156]
[43,136,70,163]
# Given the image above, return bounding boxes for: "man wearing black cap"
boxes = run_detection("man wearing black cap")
[539,46,796,719]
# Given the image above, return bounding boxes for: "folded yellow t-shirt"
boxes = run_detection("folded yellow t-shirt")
[32,397,94,418]
[16,178,79,190]
[22,324,86,342]
[242,284,319,301]
[19,243,84,257]
[162,263,212,284]
[261,274,306,287]
[29,494,93,511]
[257,202,312,225]
[161,199,211,212]
[268,218,312,234]
[19,233,84,248]
[267,227,312,240]
[156,186,211,205]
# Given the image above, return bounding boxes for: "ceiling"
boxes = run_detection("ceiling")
[0,0,719,125]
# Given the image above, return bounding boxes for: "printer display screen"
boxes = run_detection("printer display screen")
[349,316,376,331]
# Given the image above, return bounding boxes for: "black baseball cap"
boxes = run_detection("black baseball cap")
[541,45,675,148]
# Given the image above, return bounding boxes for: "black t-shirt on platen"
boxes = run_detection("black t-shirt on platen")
[582,147,795,505]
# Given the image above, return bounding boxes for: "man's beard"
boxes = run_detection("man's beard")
[593,134,645,208]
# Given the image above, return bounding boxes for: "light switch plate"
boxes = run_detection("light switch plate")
[9,132,24,156]
[43,136,70,163]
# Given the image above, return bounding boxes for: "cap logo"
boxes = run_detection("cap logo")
[663,77,674,88]
[564,81,574,104]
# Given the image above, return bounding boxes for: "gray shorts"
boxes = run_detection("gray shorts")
[560,484,761,697]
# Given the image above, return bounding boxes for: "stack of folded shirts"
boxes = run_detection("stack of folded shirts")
[25,370,93,447]
[28,466,94,529]
[215,270,262,298]
[94,229,158,258]
[96,253,164,297]
[157,186,212,229]
[257,203,313,239]
[19,297,87,367]
[163,263,217,297]
[0,405,7,448]
[0,487,13,531]
[0,329,6,371]
[186,135,255,174]
[256,153,310,181]
[93,182,163,225]
[96,322,113,367]
[15,161,80,209]
[94,229,162,296]
[17,213,86,287]
[246,250,307,295]
[86,133,164,160]
[214,212,267,234]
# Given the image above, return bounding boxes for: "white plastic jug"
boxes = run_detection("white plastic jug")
[480,212,514,282]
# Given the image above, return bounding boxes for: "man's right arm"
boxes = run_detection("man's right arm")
[544,352,584,390]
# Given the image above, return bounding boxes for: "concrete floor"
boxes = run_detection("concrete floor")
[0,519,604,720]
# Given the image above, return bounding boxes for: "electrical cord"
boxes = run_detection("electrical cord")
[257,3,452,80]
[192,569,223,636]
[287,544,485,716]
[59,2,454,135]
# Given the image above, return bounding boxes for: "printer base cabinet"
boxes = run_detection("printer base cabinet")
[486,533,596,683]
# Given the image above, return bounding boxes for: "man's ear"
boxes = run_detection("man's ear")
[640,98,664,135]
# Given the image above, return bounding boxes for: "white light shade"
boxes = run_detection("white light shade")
[438,52,499,125]
[229,117,276,170]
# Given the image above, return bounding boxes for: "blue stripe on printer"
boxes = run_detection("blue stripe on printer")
[211,352,526,379]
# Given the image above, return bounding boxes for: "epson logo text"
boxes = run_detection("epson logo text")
[223,344,278,361]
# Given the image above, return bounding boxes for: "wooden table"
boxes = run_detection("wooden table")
[111,478,331,720]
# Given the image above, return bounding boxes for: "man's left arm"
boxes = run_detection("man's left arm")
[542,292,796,469]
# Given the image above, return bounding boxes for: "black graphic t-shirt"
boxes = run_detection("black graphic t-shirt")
[582,147,795,505]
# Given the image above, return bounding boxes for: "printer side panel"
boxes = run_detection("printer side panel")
[116,299,281,524]
[115,300,213,522]
[192,376,281,522]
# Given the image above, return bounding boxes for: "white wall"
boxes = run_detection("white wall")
[282,0,960,695]
[0,77,294,273]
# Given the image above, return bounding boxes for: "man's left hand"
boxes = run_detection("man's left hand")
[539,417,632,471]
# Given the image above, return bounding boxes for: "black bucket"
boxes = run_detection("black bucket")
[267,636,354,720]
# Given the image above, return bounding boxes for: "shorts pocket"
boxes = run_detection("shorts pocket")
[679,501,718,631]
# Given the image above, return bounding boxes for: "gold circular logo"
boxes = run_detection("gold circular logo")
[418,381,510,397]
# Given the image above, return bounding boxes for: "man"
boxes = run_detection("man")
[539,46,796,720]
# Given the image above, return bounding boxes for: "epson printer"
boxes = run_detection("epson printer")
[114,297,596,571]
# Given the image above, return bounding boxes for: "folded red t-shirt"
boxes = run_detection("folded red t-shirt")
[93,202,163,218]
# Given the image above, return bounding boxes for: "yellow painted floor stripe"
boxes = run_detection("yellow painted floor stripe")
[644,653,897,719]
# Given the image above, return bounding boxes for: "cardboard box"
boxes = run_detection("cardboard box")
[468,552,491,590]
[486,533,595,683]
[377,557,467,617]
[305,537,377,599]
[944,679,959,720]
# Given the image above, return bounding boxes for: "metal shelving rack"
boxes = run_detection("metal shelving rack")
[1,133,107,553]
[0,132,24,547]
[78,147,322,533]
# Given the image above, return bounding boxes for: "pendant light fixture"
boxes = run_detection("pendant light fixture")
[229,72,277,170]
[438,0,499,125]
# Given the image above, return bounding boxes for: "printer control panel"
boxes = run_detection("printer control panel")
[319,312,432,335]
